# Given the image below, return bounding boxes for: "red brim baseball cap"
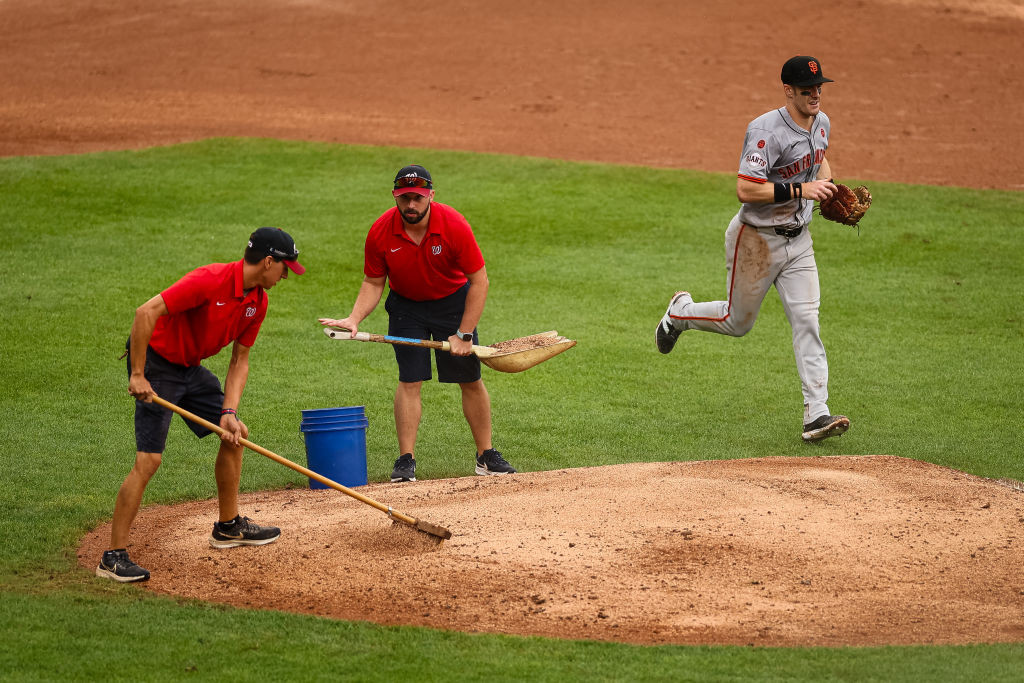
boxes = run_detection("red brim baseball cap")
[393,165,433,197]
[283,259,305,275]
[392,186,432,197]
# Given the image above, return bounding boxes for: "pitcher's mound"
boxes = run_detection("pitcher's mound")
[78,455,1023,647]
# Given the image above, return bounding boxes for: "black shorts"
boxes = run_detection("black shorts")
[127,342,224,453]
[384,283,482,384]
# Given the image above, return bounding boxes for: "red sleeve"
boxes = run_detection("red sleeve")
[455,222,485,274]
[363,211,390,278]
[160,266,212,314]
[445,206,485,274]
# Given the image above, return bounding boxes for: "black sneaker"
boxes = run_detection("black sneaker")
[209,516,281,549]
[475,449,517,475]
[656,291,690,354]
[96,549,150,583]
[391,453,416,482]
[802,415,851,443]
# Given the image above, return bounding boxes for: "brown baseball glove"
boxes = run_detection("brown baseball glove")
[819,184,872,226]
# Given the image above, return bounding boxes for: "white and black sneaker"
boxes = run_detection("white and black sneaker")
[656,291,691,354]
[391,453,416,482]
[475,449,517,476]
[96,549,150,583]
[209,516,281,549]
[801,415,851,443]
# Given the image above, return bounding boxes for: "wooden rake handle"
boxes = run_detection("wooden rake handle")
[323,328,498,358]
[148,395,451,540]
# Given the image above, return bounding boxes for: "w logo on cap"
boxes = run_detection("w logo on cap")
[808,61,819,74]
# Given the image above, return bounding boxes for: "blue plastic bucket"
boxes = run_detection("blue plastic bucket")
[299,411,369,489]
[300,414,367,426]
[301,406,366,420]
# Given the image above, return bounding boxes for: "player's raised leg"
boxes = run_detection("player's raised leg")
[657,219,779,352]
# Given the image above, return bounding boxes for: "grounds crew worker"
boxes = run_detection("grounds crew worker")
[319,164,516,483]
[97,227,304,582]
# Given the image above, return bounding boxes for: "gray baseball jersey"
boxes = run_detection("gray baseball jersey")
[737,107,830,230]
[663,106,835,425]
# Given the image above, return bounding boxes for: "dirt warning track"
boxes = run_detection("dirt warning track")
[1,0,1021,189]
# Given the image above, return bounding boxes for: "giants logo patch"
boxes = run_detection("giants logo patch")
[745,153,767,169]
[809,60,819,74]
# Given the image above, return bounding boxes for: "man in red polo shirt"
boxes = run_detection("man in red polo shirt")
[319,165,515,483]
[96,227,305,583]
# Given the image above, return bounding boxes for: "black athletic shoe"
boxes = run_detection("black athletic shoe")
[802,415,851,443]
[96,549,150,583]
[391,453,416,482]
[656,291,690,354]
[475,449,517,476]
[209,516,281,549]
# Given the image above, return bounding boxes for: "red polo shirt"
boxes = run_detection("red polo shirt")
[149,260,268,367]
[364,202,485,301]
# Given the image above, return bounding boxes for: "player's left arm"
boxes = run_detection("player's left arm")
[738,174,835,204]
[220,341,252,444]
[816,156,833,183]
[449,266,489,356]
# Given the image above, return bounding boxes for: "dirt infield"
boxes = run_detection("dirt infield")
[1,0,1021,189]
[78,456,1023,647]
[6,0,1018,647]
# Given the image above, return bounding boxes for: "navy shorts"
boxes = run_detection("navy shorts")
[127,341,224,453]
[384,284,482,384]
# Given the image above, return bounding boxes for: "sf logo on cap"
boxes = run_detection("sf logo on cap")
[808,61,819,74]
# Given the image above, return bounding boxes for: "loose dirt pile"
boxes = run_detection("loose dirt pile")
[488,332,574,354]
[78,456,1023,647]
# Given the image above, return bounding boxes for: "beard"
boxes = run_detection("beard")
[403,209,427,224]
[401,204,430,224]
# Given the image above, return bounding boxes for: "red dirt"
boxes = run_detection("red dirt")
[2,0,1022,189]
[7,0,1017,647]
[78,457,1023,647]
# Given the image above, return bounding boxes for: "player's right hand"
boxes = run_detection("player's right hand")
[219,413,247,446]
[803,180,837,201]
[128,374,155,402]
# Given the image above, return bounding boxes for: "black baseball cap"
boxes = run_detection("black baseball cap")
[393,165,433,197]
[781,56,834,87]
[247,227,305,274]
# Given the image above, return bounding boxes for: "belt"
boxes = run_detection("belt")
[774,226,803,238]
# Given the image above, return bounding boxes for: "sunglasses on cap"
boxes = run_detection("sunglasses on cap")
[267,246,299,260]
[394,176,432,190]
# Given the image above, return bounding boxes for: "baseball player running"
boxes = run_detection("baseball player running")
[656,56,850,443]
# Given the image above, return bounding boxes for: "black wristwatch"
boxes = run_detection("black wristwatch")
[456,329,473,342]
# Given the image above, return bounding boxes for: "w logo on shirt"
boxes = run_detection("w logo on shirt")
[431,245,442,256]
[245,307,257,318]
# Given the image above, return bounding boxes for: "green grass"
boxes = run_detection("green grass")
[1,139,1022,680]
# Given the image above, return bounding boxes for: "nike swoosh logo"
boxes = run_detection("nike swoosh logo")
[218,530,244,539]
[216,302,227,306]
[390,248,402,252]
